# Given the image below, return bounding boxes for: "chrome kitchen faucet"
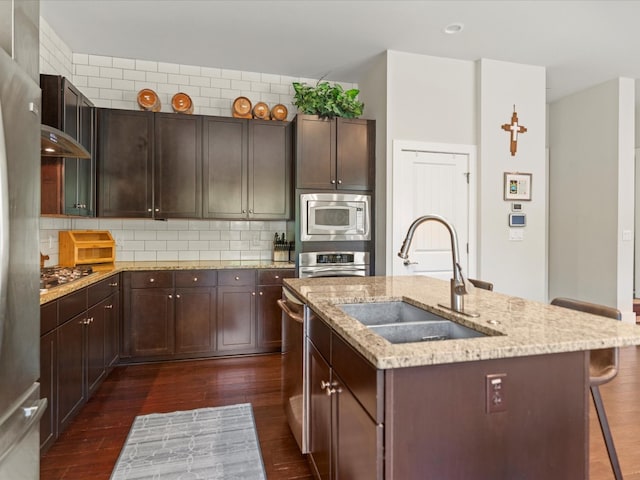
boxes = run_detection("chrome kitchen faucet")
[398,214,479,317]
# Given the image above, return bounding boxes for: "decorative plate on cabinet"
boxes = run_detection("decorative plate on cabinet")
[171,92,194,114]
[232,96,252,118]
[137,89,161,112]
[252,102,270,120]
[271,104,288,121]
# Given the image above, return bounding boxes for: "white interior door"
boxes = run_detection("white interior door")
[391,144,473,279]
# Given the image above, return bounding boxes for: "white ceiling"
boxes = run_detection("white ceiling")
[40,0,640,104]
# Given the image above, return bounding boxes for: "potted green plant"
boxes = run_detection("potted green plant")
[292,81,364,119]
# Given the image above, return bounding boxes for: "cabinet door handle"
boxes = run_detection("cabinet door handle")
[147,208,152,212]
[337,179,342,184]
[149,278,155,283]
[331,180,336,184]
[168,294,173,299]
[104,304,113,309]
[242,209,247,214]
[89,317,94,324]
[252,292,256,296]
[193,277,198,282]
[249,209,253,214]
[259,291,263,296]
[235,276,240,281]
[274,275,280,279]
[175,294,181,299]
[108,282,118,287]
[155,208,159,212]
[320,380,341,396]
[80,318,89,325]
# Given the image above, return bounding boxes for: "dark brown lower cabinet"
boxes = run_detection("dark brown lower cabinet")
[128,287,175,357]
[123,270,218,361]
[216,284,256,352]
[257,269,295,350]
[307,318,383,480]
[40,274,121,454]
[175,286,217,354]
[39,328,57,453]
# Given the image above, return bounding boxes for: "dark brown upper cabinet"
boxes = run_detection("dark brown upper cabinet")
[203,117,291,220]
[295,114,375,191]
[97,110,202,219]
[97,109,154,218]
[41,75,96,216]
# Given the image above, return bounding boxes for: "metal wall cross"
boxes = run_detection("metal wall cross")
[501,106,527,156]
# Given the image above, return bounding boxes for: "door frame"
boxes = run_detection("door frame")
[388,140,478,278]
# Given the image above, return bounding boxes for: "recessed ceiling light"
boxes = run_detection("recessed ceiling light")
[444,23,464,34]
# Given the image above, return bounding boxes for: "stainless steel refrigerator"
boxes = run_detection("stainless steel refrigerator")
[0,47,45,478]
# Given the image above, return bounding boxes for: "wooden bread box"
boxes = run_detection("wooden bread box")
[59,230,115,266]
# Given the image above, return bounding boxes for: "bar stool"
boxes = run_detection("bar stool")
[550,297,623,480]
[468,278,493,291]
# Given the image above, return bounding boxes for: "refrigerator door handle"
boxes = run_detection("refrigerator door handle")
[0,100,9,357]
[0,396,47,465]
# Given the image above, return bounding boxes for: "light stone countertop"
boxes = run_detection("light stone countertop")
[284,275,640,370]
[40,260,295,304]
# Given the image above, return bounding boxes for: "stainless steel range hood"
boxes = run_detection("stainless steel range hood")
[40,124,91,159]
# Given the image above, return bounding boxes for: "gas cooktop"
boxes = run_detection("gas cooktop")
[40,265,94,291]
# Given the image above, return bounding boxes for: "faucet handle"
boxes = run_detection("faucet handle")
[403,259,418,266]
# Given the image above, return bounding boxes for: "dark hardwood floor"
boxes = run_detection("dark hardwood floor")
[41,347,640,480]
[40,353,312,480]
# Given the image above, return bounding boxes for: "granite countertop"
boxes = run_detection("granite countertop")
[40,260,295,304]
[284,275,640,370]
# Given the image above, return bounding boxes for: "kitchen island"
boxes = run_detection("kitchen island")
[284,275,640,480]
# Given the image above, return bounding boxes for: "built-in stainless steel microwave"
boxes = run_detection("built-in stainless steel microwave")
[300,193,371,241]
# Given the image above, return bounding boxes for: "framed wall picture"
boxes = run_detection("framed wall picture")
[504,172,532,201]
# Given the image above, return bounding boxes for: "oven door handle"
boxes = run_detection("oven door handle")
[277,299,304,324]
[299,267,367,277]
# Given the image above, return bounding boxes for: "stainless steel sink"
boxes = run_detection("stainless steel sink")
[369,320,486,343]
[338,301,448,326]
[338,301,488,343]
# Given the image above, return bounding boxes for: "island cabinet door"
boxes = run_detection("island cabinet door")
[334,372,383,480]
[308,341,332,480]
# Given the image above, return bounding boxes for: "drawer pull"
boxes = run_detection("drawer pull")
[259,291,263,296]
[235,276,240,281]
[104,304,113,309]
[252,292,256,296]
[176,294,181,299]
[149,278,155,283]
[275,275,280,279]
[193,277,198,282]
[108,282,118,287]
[168,294,173,299]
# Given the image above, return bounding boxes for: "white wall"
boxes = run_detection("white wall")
[478,59,547,301]
[375,51,547,300]
[358,52,388,274]
[549,78,635,321]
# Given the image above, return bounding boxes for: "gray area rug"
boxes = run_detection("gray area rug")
[110,403,266,480]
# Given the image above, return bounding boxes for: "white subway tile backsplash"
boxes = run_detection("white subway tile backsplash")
[73,53,89,65]
[134,230,157,240]
[123,69,146,81]
[88,76,112,89]
[113,57,136,70]
[201,67,222,78]
[220,231,241,241]
[100,66,123,79]
[124,240,145,251]
[136,59,158,72]
[221,251,241,261]
[145,240,167,251]
[209,240,230,250]
[167,240,189,251]
[190,75,210,88]
[157,251,179,261]
[261,73,281,84]
[188,240,209,251]
[241,71,261,82]
[157,231,179,241]
[231,79,251,91]
[167,73,189,85]
[199,231,221,240]
[178,231,199,241]
[230,240,251,250]
[179,64,201,76]
[75,64,100,77]
[100,89,123,101]
[178,251,199,261]
[134,251,157,261]
[199,250,221,261]
[158,62,180,74]
[221,69,242,80]
[89,55,113,67]
[118,251,134,261]
[146,71,169,84]
[112,79,136,91]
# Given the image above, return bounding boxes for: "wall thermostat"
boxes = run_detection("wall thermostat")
[511,203,523,212]
[509,213,526,227]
